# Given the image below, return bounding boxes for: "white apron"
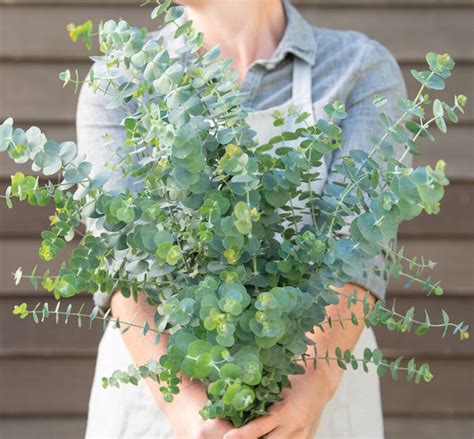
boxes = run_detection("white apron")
[86,58,384,439]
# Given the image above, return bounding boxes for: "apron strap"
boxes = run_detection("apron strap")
[292,57,313,105]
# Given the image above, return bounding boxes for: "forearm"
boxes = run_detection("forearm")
[110,293,199,414]
[111,293,234,436]
[224,284,377,438]
[303,283,376,401]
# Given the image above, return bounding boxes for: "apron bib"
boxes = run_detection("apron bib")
[85,58,384,439]
[246,58,329,196]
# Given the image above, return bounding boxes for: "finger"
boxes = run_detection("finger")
[265,426,288,439]
[223,415,279,439]
[267,426,315,439]
[200,419,234,439]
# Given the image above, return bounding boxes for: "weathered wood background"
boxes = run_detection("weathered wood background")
[0,0,473,438]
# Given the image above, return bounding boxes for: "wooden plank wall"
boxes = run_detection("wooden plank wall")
[0,1,473,437]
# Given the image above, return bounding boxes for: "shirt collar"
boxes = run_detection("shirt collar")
[270,0,317,66]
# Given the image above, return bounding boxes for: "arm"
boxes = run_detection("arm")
[77,64,233,438]
[224,284,374,439]
[111,293,233,438]
[224,38,407,439]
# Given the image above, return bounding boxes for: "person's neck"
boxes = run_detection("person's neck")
[186,0,286,81]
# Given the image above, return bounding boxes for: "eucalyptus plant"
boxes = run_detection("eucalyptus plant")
[3,0,469,427]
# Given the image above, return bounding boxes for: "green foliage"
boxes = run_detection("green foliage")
[67,21,94,50]
[2,2,469,427]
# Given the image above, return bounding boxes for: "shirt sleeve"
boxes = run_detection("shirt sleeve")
[76,61,130,311]
[325,38,409,301]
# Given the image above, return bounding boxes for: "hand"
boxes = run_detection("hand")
[164,380,234,439]
[223,364,338,439]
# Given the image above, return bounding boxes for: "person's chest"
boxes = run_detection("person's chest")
[239,55,358,114]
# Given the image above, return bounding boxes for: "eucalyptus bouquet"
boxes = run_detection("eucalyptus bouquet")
[3,1,469,427]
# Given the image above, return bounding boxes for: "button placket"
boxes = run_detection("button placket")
[240,65,266,109]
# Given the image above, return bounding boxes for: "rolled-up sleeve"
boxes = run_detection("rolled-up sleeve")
[326,39,409,301]
[76,63,132,193]
[76,62,130,310]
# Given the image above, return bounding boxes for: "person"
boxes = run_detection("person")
[77,0,407,437]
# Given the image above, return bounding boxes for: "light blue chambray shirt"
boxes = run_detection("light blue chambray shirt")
[76,0,408,304]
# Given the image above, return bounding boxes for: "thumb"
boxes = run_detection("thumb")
[223,415,277,439]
